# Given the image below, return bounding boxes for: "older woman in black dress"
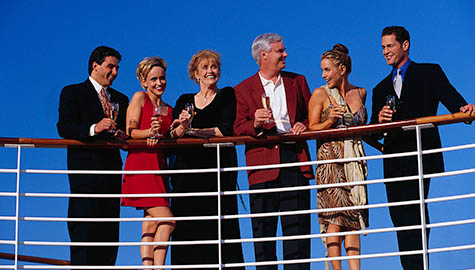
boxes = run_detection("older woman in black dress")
[169,50,244,269]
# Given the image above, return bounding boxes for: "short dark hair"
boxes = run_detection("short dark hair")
[88,46,122,75]
[382,26,410,46]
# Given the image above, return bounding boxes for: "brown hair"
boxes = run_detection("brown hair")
[188,50,221,84]
[321,43,352,74]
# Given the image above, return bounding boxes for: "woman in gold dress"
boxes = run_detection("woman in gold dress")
[308,44,370,270]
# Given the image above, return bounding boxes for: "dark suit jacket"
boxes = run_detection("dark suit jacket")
[234,71,314,186]
[370,62,467,177]
[57,79,129,193]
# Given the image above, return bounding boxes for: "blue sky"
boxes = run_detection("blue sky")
[0,0,474,269]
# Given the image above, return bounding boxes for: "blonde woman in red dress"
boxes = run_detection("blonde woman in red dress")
[122,57,175,269]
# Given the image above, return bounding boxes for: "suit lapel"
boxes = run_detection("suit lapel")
[399,61,415,102]
[282,74,296,125]
[251,72,266,108]
[83,79,106,119]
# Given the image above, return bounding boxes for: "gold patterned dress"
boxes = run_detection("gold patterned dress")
[316,85,369,233]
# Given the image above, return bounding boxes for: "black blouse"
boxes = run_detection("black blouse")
[172,86,236,136]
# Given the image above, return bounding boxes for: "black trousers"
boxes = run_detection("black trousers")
[250,145,310,270]
[68,175,120,267]
[385,170,430,270]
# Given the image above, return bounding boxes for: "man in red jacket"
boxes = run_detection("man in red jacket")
[234,33,313,270]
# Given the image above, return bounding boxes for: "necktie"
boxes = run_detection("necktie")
[393,68,402,98]
[100,87,112,118]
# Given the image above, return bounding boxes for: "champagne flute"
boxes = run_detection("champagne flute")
[261,93,273,123]
[109,102,119,132]
[334,101,345,128]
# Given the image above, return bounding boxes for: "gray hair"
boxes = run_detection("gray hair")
[251,33,283,65]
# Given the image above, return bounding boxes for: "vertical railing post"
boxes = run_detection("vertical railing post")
[14,145,22,269]
[216,143,223,270]
[415,125,429,270]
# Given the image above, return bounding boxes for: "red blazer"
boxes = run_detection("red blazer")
[234,71,314,186]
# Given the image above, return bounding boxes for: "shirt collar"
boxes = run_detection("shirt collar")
[89,76,108,94]
[392,58,411,80]
[258,72,282,87]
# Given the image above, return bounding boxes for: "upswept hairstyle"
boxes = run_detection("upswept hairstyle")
[321,43,352,75]
[251,33,283,65]
[382,26,410,47]
[136,56,167,89]
[88,46,121,75]
[187,49,221,84]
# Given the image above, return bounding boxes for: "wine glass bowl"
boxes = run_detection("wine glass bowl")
[386,95,396,111]
[184,103,195,129]
[152,105,168,138]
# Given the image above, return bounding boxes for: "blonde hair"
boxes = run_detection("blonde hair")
[136,56,167,89]
[187,50,221,84]
[321,44,352,74]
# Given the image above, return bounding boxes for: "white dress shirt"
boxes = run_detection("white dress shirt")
[259,73,291,133]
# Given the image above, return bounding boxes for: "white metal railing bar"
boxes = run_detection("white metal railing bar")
[1,167,472,201]
[0,169,17,173]
[22,168,217,175]
[426,218,475,229]
[424,167,475,180]
[8,217,475,248]
[0,240,16,245]
[415,125,429,270]
[1,143,474,177]
[428,244,475,254]
[216,143,223,270]
[6,243,474,270]
[15,190,475,223]
[14,145,21,269]
[3,143,472,176]
[425,192,475,204]
[0,192,17,197]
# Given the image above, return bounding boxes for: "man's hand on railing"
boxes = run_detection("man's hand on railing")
[459,104,474,116]
[459,104,474,124]
[290,122,307,135]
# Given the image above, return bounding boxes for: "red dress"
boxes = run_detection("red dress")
[121,93,172,208]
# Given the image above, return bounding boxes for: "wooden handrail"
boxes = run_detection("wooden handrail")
[0,112,472,150]
[0,252,70,265]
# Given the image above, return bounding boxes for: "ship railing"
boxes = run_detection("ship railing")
[0,112,473,269]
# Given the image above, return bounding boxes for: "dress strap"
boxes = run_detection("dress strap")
[356,87,364,103]
[322,85,334,105]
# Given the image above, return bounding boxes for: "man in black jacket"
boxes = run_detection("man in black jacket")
[57,46,129,266]
[371,26,474,269]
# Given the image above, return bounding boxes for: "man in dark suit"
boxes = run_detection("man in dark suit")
[234,33,314,270]
[370,26,474,269]
[57,46,129,266]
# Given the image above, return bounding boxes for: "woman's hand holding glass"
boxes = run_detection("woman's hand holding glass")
[328,104,344,125]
